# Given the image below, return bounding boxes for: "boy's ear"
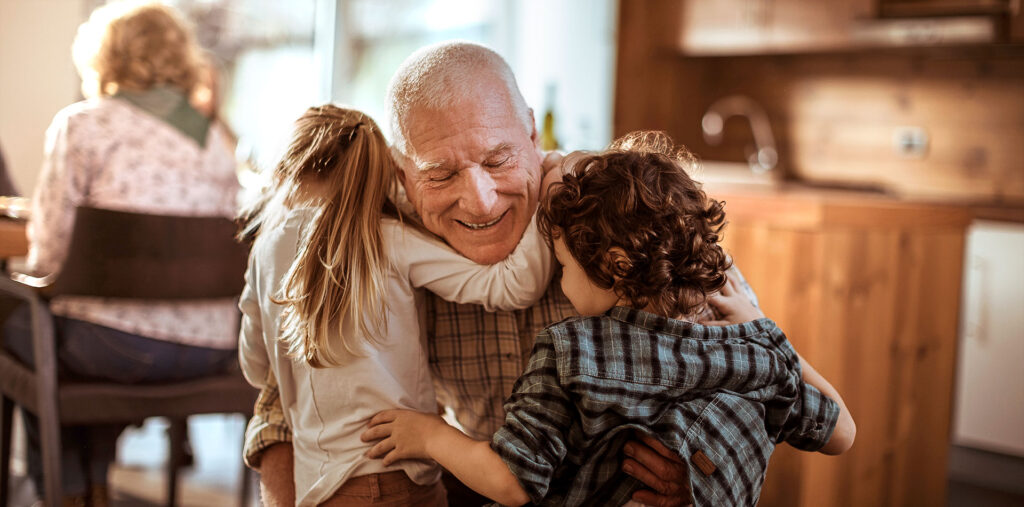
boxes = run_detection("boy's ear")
[608,247,632,279]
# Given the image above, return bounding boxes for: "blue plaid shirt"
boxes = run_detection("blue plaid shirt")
[491,306,839,507]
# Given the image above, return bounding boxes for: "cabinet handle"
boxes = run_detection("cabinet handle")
[964,255,989,346]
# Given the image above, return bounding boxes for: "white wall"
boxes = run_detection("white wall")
[0,0,86,195]
[502,0,618,151]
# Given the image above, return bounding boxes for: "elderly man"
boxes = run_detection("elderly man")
[247,41,716,506]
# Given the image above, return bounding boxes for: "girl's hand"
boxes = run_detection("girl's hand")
[540,151,589,197]
[541,151,564,174]
[360,409,448,466]
[704,275,765,326]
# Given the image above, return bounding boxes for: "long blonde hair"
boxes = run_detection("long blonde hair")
[246,105,398,367]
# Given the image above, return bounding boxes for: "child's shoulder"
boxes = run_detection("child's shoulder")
[536,314,620,344]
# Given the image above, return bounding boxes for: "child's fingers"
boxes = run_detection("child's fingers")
[360,423,391,442]
[368,410,398,427]
[719,276,737,297]
[382,450,400,467]
[706,294,728,313]
[365,437,395,459]
[541,151,564,173]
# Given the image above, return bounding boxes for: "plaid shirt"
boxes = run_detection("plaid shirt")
[242,266,756,466]
[243,280,576,465]
[491,306,839,507]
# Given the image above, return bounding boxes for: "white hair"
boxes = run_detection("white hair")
[386,41,533,157]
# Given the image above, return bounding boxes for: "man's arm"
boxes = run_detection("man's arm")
[256,443,295,507]
[243,370,295,506]
[623,434,693,507]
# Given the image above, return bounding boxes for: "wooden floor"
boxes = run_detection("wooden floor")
[6,415,1022,507]
[7,414,256,507]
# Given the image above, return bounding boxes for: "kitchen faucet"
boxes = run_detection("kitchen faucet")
[701,95,778,174]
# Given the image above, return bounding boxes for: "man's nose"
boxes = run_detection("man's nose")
[459,166,499,215]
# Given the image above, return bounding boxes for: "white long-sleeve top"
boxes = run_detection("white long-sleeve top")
[27,97,240,349]
[238,207,553,506]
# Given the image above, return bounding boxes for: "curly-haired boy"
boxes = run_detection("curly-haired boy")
[361,132,856,507]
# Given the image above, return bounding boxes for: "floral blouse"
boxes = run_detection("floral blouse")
[27,96,241,349]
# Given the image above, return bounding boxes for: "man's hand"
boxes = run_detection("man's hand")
[256,443,295,507]
[705,274,766,326]
[361,409,449,466]
[622,434,692,507]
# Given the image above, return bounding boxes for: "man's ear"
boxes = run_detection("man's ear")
[390,145,411,190]
[528,108,539,147]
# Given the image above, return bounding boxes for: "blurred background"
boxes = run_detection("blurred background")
[1,0,1022,506]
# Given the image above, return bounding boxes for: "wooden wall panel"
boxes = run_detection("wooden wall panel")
[615,1,1024,203]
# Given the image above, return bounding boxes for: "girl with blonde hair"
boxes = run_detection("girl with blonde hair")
[237,104,553,506]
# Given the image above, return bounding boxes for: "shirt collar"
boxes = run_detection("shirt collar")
[606,305,775,339]
[114,85,211,147]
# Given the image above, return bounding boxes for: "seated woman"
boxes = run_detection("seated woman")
[2,2,240,505]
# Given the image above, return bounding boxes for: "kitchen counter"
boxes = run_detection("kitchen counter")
[699,180,970,507]
[703,180,974,228]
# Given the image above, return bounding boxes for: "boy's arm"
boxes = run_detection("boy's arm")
[386,215,554,312]
[796,353,856,455]
[362,411,530,506]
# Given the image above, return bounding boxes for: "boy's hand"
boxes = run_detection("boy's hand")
[623,434,693,506]
[360,409,447,466]
[705,275,765,326]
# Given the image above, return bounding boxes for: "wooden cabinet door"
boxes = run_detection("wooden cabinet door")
[678,0,772,55]
[719,215,966,507]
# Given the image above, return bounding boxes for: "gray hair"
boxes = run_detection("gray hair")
[386,41,533,158]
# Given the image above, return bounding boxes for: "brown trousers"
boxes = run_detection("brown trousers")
[319,471,447,507]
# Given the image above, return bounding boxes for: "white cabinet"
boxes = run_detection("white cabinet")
[953,220,1024,456]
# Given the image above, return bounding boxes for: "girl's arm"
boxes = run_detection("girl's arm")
[797,353,856,455]
[237,259,269,388]
[385,214,554,312]
[361,410,530,507]
[707,273,856,455]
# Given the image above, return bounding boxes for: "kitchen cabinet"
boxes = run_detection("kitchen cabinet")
[676,0,1005,55]
[952,220,1024,457]
[877,0,1012,17]
[705,183,972,506]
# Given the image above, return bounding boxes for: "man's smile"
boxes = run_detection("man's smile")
[455,209,509,230]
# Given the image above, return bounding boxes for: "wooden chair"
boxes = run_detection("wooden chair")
[0,207,258,507]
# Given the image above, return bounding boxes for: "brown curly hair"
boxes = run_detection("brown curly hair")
[538,131,732,318]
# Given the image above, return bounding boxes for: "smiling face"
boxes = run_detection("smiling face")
[553,237,620,316]
[397,78,543,264]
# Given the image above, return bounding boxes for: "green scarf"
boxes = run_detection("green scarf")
[114,85,211,147]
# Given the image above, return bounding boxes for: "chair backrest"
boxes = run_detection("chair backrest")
[49,207,249,299]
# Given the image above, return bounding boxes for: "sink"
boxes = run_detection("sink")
[695,161,779,188]
[695,161,890,196]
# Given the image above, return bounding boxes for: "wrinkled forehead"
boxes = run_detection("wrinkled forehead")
[403,100,530,166]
